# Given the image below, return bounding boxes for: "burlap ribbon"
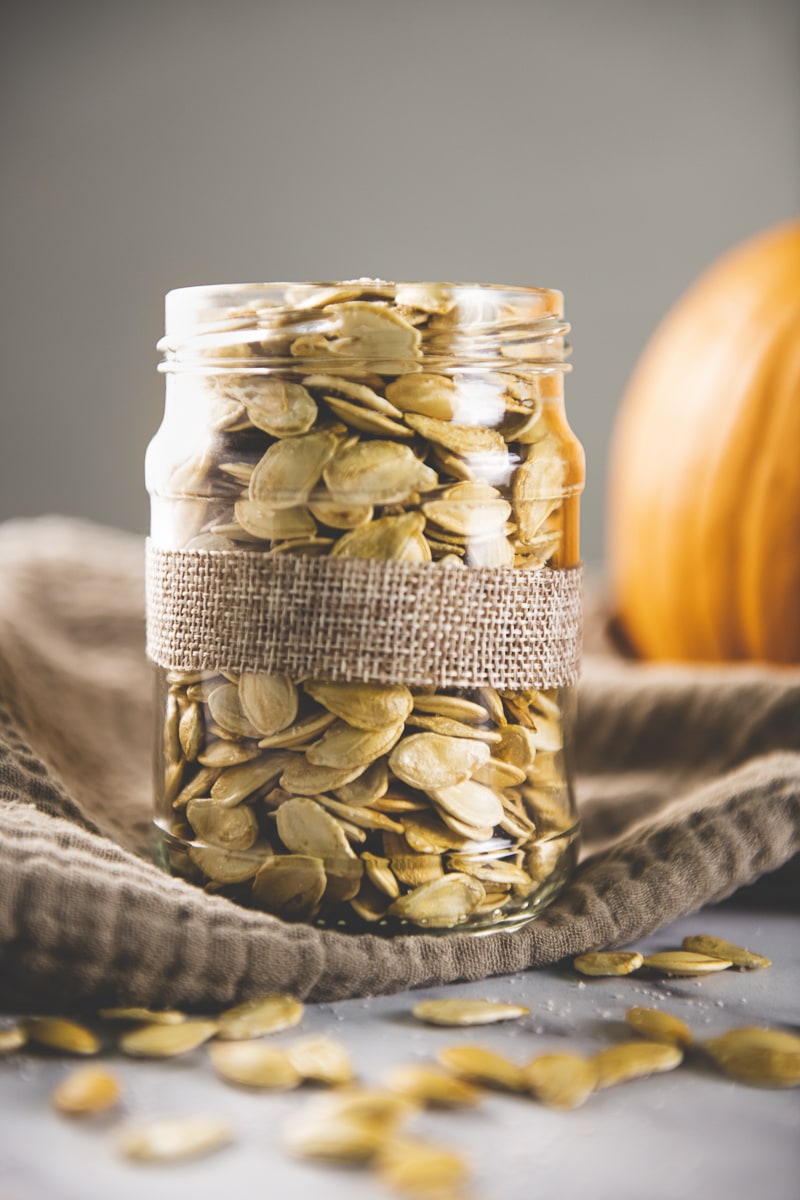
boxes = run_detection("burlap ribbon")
[145,542,583,689]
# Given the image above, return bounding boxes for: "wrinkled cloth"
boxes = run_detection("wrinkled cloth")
[0,517,797,1013]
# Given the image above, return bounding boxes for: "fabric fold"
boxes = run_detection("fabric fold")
[0,517,798,1012]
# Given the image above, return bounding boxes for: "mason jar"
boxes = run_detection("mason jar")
[146,281,585,934]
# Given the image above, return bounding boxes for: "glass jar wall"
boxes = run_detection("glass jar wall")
[146,281,585,934]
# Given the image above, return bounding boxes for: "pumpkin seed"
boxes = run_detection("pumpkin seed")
[703,1027,800,1087]
[405,713,502,743]
[209,1040,302,1090]
[287,1035,355,1086]
[404,412,507,456]
[207,683,261,739]
[308,495,374,529]
[401,811,476,854]
[350,880,391,922]
[642,951,733,976]
[306,719,404,770]
[495,723,538,769]
[280,757,366,795]
[472,757,527,787]
[304,373,403,417]
[284,1088,414,1162]
[412,999,529,1027]
[198,741,260,768]
[323,395,414,438]
[385,850,444,888]
[234,499,318,541]
[411,693,492,726]
[189,845,262,883]
[98,1007,186,1025]
[387,873,485,927]
[120,1020,218,1058]
[626,1007,694,1047]
[257,709,337,749]
[314,794,405,833]
[448,856,533,890]
[238,673,298,736]
[118,1117,233,1163]
[331,512,426,559]
[389,733,491,791]
[0,1025,27,1053]
[385,372,460,420]
[241,377,318,437]
[573,951,644,977]
[432,808,496,843]
[252,854,327,920]
[324,440,438,505]
[305,680,413,731]
[525,1053,598,1109]
[23,1018,100,1056]
[249,428,340,502]
[329,301,422,366]
[385,1064,481,1108]
[210,753,294,804]
[178,703,204,761]
[186,798,259,850]
[512,436,566,541]
[217,993,304,1040]
[334,758,390,806]
[276,796,359,863]
[437,1044,526,1092]
[362,852,401,898]
[429,779,504,829]
[682,934,772,970]
[375,1135,470,1196]
[52,1066,121,1115]
[593,1041,683,1088]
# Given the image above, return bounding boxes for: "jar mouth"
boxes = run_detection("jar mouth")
[159,280,570,372]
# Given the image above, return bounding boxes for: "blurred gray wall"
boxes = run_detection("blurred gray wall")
[1,0,797,565]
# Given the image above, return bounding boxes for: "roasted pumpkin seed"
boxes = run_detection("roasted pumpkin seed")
[217,993,303,1040]
[118,1117,233,1163]
[412,999,529,1027]
[573,952,644,977]
[703,1027,800,1087]
[682,935,771,970]
[385,1064,481,1108]
[209,1040,301,1090]
[642,951,732,977]
[593,1040,683,1088]
[437,1044,526,1092]
[524,1053,598,1109]
[120,1020,218,1058]
[23,1018,100,1056]
[52,1066,121,1115]
[625,1007,694,1047]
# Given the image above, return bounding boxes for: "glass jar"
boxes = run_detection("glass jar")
[146,281,585,934]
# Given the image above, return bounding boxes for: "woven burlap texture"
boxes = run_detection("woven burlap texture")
[1,517,798,1013]
[145,544,583,688]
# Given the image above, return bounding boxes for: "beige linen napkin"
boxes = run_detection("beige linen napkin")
[0,517,797,1012]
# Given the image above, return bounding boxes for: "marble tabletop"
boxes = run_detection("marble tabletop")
[1,904,798,1200]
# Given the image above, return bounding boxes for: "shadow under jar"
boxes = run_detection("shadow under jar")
[146,281,585,935]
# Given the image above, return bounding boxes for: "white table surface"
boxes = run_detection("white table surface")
[1,904,798,1200]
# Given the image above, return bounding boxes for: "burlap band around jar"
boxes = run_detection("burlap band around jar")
[145,541,583,690]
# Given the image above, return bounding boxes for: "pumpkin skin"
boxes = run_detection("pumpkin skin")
[608,220,800,663]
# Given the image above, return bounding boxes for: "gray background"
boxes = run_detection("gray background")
[1,0,797,565]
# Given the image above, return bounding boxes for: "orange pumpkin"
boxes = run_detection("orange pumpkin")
[608,220,800,663]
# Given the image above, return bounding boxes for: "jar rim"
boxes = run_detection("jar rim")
[160,280,568,370]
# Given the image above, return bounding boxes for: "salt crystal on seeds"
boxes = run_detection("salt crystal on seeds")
[715,1000,725,1007]
[576,981,586,990]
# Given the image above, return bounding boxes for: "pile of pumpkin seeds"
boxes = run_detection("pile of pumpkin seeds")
[153,282,582,930]
[1,933,798,1198]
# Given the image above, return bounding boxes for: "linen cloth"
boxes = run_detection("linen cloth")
[0,517,797,1012]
